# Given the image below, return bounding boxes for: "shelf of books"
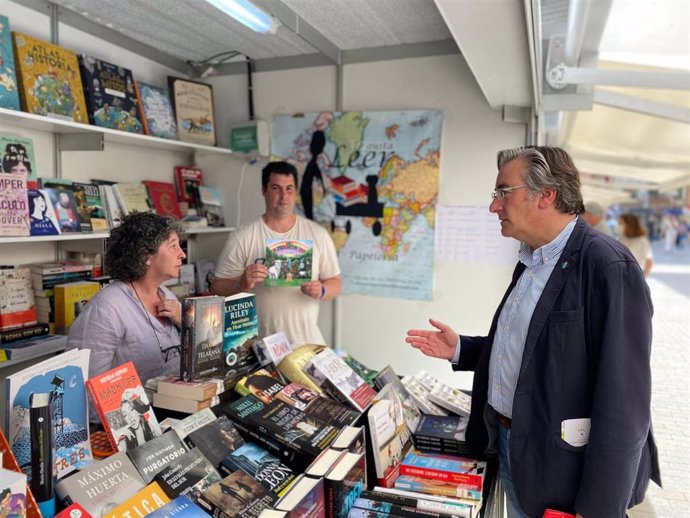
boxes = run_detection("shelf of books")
[0,228,233,245]
[0,107,232,156]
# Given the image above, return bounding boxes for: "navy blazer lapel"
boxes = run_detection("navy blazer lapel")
[519,218,586,378]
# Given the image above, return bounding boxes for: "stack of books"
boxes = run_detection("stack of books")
[329,175,368,207]
[149,376,228,414]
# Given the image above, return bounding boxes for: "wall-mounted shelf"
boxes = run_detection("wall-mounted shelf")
[0,227,234,245]
[0,107,233,155]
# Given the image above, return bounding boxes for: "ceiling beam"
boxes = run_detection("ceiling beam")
[10,0,190,74]
[253,0,341,64]
[553,65,690,90]
[593,89,690,124]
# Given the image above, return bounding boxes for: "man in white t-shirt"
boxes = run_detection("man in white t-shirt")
[211,161,342,345]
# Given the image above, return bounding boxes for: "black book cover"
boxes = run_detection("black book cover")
[277,382,361,428]
[180,296,225,381]
[185,416,244,470]
[29,393,55,509]
[197,470,277,518]
[326,451,366,518]
[222,442,296,496]
[414,415,468,442]
[153,447,221,502]
[127,431,188,483]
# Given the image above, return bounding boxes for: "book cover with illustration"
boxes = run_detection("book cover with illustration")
[277,382,361,429]
[55,451,146,518]
[73,182,108,231]
[325,451,366,518]
[0,468,27,518]
[168,77,216,146]
[40,180,93,232]
[197,470,277,518]
[223,292,259,375]
[153,448,221,502]
[0,429,42,518]
[0,16,20,110]
[0,134,36,179]
[103,481,170,518]
[304,348,377,413]
[143,181,182,219]
[173,166,203,208]
[27,189,60,235]
[377,379,422,438]
[4,349,92,480]
[85,361,162,453]
[197,185,224,227]
[0,172,29,237]
[264,239,313,287]
[127,431,188,484]
[180,296,225,381]
[12,32,88,122]
[112,182,152,215]
[169,408,217,442]
[54,281,99,335]
[135,81,178,139]
[79,55,143,133]
[414,414,468,444]
[0,267,37,331]
[43,186,80,233]
[399,450,485,490]
[147,495,208,518]
[222,442,296,496]
[185,416,244,469]
[253,331,291,368]
[274,474,325,518]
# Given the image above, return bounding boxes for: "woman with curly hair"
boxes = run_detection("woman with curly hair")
[67,212,186,386]
[618,213,653,277]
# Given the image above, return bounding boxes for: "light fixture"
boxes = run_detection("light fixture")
[187,51,243,78]
[203,0,277,34]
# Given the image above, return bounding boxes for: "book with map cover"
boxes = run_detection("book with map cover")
[0,16,20,110]
[135,81,178,139]
[79,55,143,133]
[264,239,313,287]
[12,32,88,122]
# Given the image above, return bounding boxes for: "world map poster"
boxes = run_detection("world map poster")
[272,110,442,301]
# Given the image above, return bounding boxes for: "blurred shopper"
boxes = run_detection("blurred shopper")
[582,201,612,235]
[662,215,678,254]
[618,213,653,277]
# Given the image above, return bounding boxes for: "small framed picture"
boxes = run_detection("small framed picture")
[168,76,217,146]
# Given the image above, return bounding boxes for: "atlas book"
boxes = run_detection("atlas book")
[324,451,366,518]
[12,32,88,122]
[85,361,162,453]
[54,451,146,518]
[79,55,143,133]
[184,416,244,470]
[73,182,108,231]
[147,495,208,518]
[0,172,29,237]
[0,429,41,518]
[27,189,60,235]
[173,166,203,209]
[103,481,170,518]
[360,489,474,518]
[143,181,182,219]
[222,442,296,496]
[168,77,216,146]
[304,348,377,413]
[134,81,178,139]
[0,267,37,331]
[127,431,188,484]
[0,16,20,110]
[264,239,313,287]
[29,392,56,518]
[197,186,224,227]
[180,296,225,381]
[5,349,92,480]
[222,292,260,376]
[53,281,100,335]
[274,474,325,518]
[253,331,292,368]
[153,447,221,502]
[0,134,36,179]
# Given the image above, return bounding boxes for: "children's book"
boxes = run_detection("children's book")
[85,361,162,453]
[79,55,143,133]
[4,349,92,480]
[264,239,313,287]
[0,16,20,111]
[0,172,29,237]
[27,189,60,235]
[73,182,108,231]
[143,181,183,219]
[168,77,216,146]
[12,32,88,122]
[222,292,260,376]
[0,429,41,518]
[0,134,36,179]
[134,81,178,139]
[44,187,80,233]
[197,186,224,227]
[174,166,203,208]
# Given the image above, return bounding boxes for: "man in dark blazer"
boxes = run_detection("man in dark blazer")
[407,147,660,518]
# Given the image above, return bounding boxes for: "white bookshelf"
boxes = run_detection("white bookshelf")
[0,227,235,245]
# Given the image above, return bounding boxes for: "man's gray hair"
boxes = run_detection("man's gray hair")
[496,146,584,215]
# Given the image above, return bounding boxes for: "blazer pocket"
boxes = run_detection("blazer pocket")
[552,432,588,453]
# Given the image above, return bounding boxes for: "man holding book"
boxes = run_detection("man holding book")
[212,161,342,345]
[406,147,659,518]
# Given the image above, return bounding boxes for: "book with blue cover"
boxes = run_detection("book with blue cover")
[135,81,178,140]
[79,55,143,133]
[147,495,209,518]
[0,15,20,110]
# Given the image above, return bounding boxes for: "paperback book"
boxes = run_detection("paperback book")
[399,450,485,490]
[44,186,80,233]
[197,470,277,518]
[127,431,188,483]
[276,383,361,428]
[274,474,325,518]
[428,383,472,418]
[0,267,37,331]
[85,361,162,452]
[169,408,217,443]
[393,475,482,502]
[222,442,296,496]
[180,295,225,381]
[103,481,170,518]
[0,429,41,518]
[143,181,182,219]
[27,189,59,235]
[0,172,30,237]
[324,451,366,518]
[377,379,421,438]
[53,281,99,335]
[400,376,448,416]
[153,447,221,502]
[253,331,292,368]
[5,349,92,480]
[264,239,313,287]
[184,416,244,469]
[156,377,225,402]
[222,292,260,375]
[197,185,224,227]
[0,134,36,179]
[112,183,152,215]
[134,81,178,140]
[173,166,203,209]
[73,182,108,231]
[360,489,474,518]
[147,495,208,518]
[0,15,20,111]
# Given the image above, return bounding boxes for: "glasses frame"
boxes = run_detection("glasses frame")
[160,344,182,363]
[491,184,527,201]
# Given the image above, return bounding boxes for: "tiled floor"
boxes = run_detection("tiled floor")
[628,240,690,518]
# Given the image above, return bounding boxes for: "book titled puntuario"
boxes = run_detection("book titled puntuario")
[5,349,92,480]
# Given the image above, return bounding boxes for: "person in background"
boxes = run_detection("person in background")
[618,213,653,277]
[662,215,678,254]
[406,146,659,518]
[67,212,185,385]
[582,201,611,235]
[211,161,342,345]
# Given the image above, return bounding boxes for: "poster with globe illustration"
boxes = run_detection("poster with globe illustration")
[272,110,442,301]
[5,349,92,480]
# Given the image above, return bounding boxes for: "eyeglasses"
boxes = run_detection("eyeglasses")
[491,184,527,201]
[160,344,182,363]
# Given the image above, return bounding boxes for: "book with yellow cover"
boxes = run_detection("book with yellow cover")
[103,481,171,518]
[12,31,88,123]
[54,281,99,334]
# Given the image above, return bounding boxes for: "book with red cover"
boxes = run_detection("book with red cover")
[85,361,162,452]
[399,450,485,490]
[143,181,183,219]
[543,511,576,518]
[174,166,203,206]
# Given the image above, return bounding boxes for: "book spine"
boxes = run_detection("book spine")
[29,393,56,518]
[353,497,462,518]
[0,323,50,344]
[399,464,481,489]
[180,299,193,381]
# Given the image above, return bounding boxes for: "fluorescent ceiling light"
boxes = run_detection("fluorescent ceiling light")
[204,0,277,34]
